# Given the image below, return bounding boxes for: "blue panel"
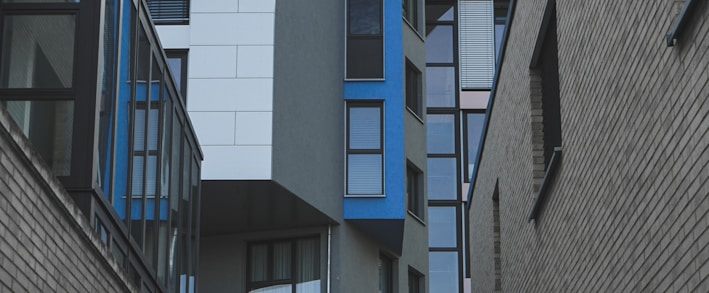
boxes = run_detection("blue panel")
[344,0,406,221]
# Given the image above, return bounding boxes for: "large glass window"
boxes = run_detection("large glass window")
[347,0,383,79]
[1,14,76,88]
[426,67,455,108]
[427,158,457,200]
[429,252,459,292]
[428,206,457,247]
[248,237,321,293]
[425,25,453,63]
[165,49,188,102]
[427,114,455,154]
[347,103,383,195]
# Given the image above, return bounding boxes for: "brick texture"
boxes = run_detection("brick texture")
[469,0,709,292]
[0,107,136,292]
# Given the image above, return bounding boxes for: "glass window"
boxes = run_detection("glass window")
[427,114,455,154]
[379,254,393,293]
[1,14,76,88]
[408,268,423,293]
[426,67,455,108]
[347,103,383,195]
[2,100,73,176]
[403,0,419,31]
[428,206,457,247]
[248,237,321,293]
[427,158,457,200]
[425,25,453,63]
[166,50,188,102]
[429,252,459,292]
[407,164,424,220]
[349,0,381,35]
[405,61,422,116]
[466,113,485,180]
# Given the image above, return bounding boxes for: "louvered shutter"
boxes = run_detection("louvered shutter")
[459,0,495,90]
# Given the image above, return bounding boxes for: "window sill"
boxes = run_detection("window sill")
[345,78,386,82]
[528,147,562,222]
[408,211,425,226]
[345,194,386,198]
[406,107,424,124]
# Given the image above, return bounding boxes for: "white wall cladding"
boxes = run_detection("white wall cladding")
[156,0,275,180]
[459,0,494,90]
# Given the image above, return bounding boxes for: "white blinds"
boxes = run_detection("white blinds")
[459,0,495,90]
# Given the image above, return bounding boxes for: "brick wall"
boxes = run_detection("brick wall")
[469,0,709,292]
[0,107,136,292]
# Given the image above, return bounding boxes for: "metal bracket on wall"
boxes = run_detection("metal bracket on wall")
[528,146,562,222]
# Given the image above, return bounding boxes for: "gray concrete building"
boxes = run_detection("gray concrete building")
[468,0,709,291]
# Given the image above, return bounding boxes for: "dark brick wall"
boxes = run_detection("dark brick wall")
[469,0,709,292]
[0,107,136,292]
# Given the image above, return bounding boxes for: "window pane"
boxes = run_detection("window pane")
[132,156,144,196]
[134,109,146,151]
[425,25,453,63]
[426,4,453,22]
[349,107,381,149]
[426,67,455,108]
[3,100,73,176]
[427,114,455,154]
[348,154,383,195]
[347,37,383,79]
[429,252,459,292]
[167,57,182,90]
[250,244,268,282]
[349,0,381,35]
[296,238,321,292]
[1,14,75,88]
[273,241,292,280]
[427,158,457,200]
[466,113,485,179]
[428,207,457,247]
[379,255,393,293]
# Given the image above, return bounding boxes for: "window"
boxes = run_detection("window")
[407,163,424,220]
[146,0,189,25]
[247,237,321,293]
[428,206,457,247]
[346,103,384,195]
[403,0,420,31]
[405,61,422,117]
[427,158,457,200]
[408,268,424,293]
[379,254,393,293]
[347,0,384,79]
[429,251,459,292]
[492,184,502,291]
[165,49,188,103]
[426,67,455,108]
[464,112,485,181]
[425,24,454,63]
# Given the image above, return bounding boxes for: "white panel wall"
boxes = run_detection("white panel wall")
[156,0,276,180]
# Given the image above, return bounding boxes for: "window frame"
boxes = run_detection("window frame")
[407,161,424,221]
[345,101,385,196]
[345,0,385,80]
[405,59,423,118]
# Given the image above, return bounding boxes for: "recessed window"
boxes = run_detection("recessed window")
[347,103,384,195]
[146,0,190,25]
[165,50,188,103]
[408,268,424,293]
[379,254,394,293]
[405,60,422,117]
[347,0,384,79]
[403,0,420,31]
[407,163,424,220]
[248,237,321,293]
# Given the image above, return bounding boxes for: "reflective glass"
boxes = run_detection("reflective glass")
[425,25,453,63]
[426,67,456,107]
[3,100,73,176]
[427,114,455,154]
[429,252,459,292]
[466,113,485,179]
[427,158,457,200]
[1,14,75,88]
[349,0,381,35]
[428,207,457,247]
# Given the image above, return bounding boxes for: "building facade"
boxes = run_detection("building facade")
[469,0,709,291]
[151,0,429,292]
[0,0,202,292]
